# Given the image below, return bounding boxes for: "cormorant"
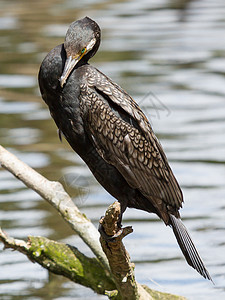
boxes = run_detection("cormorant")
[38,16,211,281]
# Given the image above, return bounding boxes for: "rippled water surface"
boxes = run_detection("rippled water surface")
[0,0,225,299]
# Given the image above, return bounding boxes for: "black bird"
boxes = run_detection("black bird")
[38,16,211,281]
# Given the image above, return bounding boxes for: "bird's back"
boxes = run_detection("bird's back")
[74,63,184,224]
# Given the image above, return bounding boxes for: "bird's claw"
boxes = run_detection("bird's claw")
[98,219,123,242]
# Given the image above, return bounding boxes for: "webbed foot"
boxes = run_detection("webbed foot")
[98,219,123,242]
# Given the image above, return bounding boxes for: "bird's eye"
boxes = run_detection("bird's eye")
[81,48,86,54]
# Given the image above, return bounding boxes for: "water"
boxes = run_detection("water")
[0,0,225,299]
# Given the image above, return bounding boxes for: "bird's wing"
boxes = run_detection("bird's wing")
[79,66,183,216]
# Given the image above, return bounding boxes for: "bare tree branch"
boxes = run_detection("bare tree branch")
[0,145,109,271]
[99,201,177,300]
[0,229,115,295]
[0,227,186,300]
[99,202,187,299]
[0,145,187,300]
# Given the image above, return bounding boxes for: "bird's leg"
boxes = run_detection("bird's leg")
[117,199,127,228]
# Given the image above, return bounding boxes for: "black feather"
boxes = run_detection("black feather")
[39,17,212,282]
[170,214,212,281]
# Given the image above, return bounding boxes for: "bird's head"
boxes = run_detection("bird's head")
[60,17,101,88]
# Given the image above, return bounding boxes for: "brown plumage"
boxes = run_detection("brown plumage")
[78,66,183,224]
[38,16,212,281]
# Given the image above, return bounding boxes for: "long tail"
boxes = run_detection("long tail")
[169,214,212,281]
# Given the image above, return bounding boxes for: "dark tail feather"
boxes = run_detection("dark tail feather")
[170,214,212,282]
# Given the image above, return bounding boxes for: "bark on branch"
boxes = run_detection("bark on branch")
[100,202,152,300]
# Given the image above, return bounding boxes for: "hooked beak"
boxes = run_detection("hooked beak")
[60,55,80,88]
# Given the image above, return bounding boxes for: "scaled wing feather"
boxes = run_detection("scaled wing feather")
[79,66,183,217]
